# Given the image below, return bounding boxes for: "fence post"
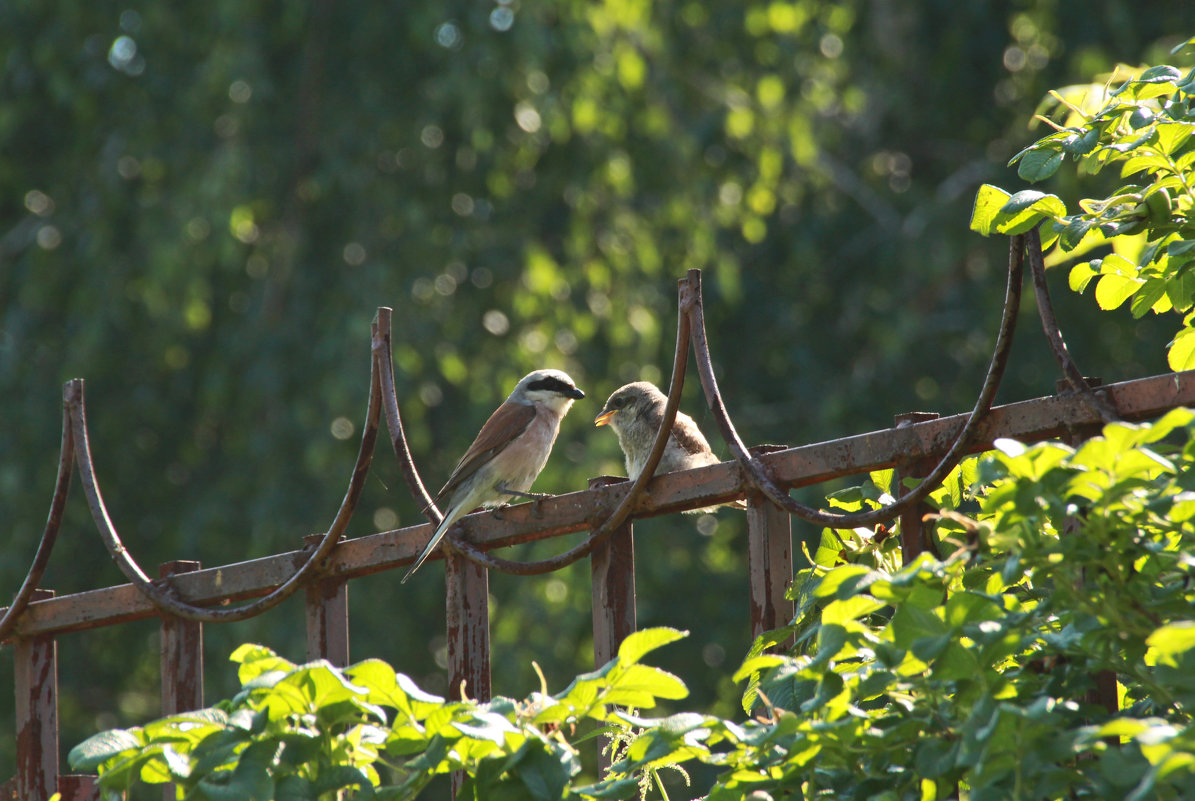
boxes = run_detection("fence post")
[446,544,490,800]
[15,589,58,801]
[589,476,637,775]
[159,561,204,715]
[746,493,793,645]
[303,534,350,667]
[446,545,490,702]
[894,412,941,563]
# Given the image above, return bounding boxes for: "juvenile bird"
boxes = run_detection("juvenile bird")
[595,381,745,508]
[402,369,585,582]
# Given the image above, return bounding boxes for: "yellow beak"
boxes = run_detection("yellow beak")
[594,409,618,427]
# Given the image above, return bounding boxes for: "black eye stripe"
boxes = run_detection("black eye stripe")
[527,376,574,394]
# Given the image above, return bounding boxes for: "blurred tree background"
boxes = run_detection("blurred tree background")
[0,0,1185,779]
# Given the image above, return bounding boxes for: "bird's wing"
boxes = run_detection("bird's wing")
[433,401,537,505]
[669,412,714,456]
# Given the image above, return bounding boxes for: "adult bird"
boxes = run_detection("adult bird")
[402,368,585,582]
[594,381,746,509]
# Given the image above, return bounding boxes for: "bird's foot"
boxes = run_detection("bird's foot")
[489,503,512,521]
[498,487,552,518]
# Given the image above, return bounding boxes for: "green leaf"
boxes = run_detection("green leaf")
[68,729,143,771]
[1172,36,1195,55]
[891,605,947,649]
[812,564,874,599]
[970,184,1012,236]
[732,654,787,683]
[987,189,1067,234]
[1136,64,1183,84]
[1156,123,1193,157]
[1000,190,1066,217]
[572,777,642,799]
[1070,261,1098,292]
[1017,149,1064,182]
[1166,268,1195,312]
[1121,152,1172,177]
[1129,277,1169,318]
[1147,621,1195,667]
[232,644,295,685]
[615,627,688,665]
[1095,273,1143,310]
[605,664,688,706]
[820,595,885,625]
[453,711,520,745]
[274,775,317,801]
[1167,327,1195,371]
[1059,216,1101,250]
[313,765,375,797]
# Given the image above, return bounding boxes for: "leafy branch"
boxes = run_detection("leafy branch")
[971,37,1195,369]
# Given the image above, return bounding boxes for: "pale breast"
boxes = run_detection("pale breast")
[485,406,562,493]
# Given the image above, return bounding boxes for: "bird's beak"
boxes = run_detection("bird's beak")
[594,409,617,427]
[569,387,586,400]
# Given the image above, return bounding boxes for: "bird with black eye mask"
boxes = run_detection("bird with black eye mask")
[403,369,585,582]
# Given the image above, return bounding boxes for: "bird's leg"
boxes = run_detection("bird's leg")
[488,502,512,521]
[496,484,551,518]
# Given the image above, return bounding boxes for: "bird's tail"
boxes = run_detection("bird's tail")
[401,509,458,583]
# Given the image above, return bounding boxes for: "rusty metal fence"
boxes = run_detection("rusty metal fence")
[5,234,1195,800]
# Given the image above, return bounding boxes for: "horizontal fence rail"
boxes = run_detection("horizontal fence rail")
[5,368,1193,641]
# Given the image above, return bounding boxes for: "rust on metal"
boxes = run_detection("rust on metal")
[305,534,350,667]
[15,589,58,801]
[445,551,491,702]
[589,475,637,775]
[894,412,941,561]
[746,493,793,645]
[55,774,99,801]
[590,476,637,669]
[159,561,204,715]
[0,403,73,642]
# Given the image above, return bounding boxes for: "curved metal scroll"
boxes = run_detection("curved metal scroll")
[687,233,1026,529]
[0,402,74,640]
[64,343,381,622]
[1025,226,1120,423]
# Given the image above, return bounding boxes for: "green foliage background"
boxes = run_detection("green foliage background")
[0,0,1184,781]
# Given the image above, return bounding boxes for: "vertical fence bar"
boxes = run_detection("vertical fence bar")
[447,547,490,800]
[15,589,58,801]
[57,774,99,801]
[159,561,204,716]
[590,476,637,669]
[894,412,941,563]
[446,546,491,701]
[304,534,350,667]
[746,494,793,645]
[589,476,637,776]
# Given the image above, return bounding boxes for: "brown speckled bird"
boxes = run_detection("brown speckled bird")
[595,381,746,510]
